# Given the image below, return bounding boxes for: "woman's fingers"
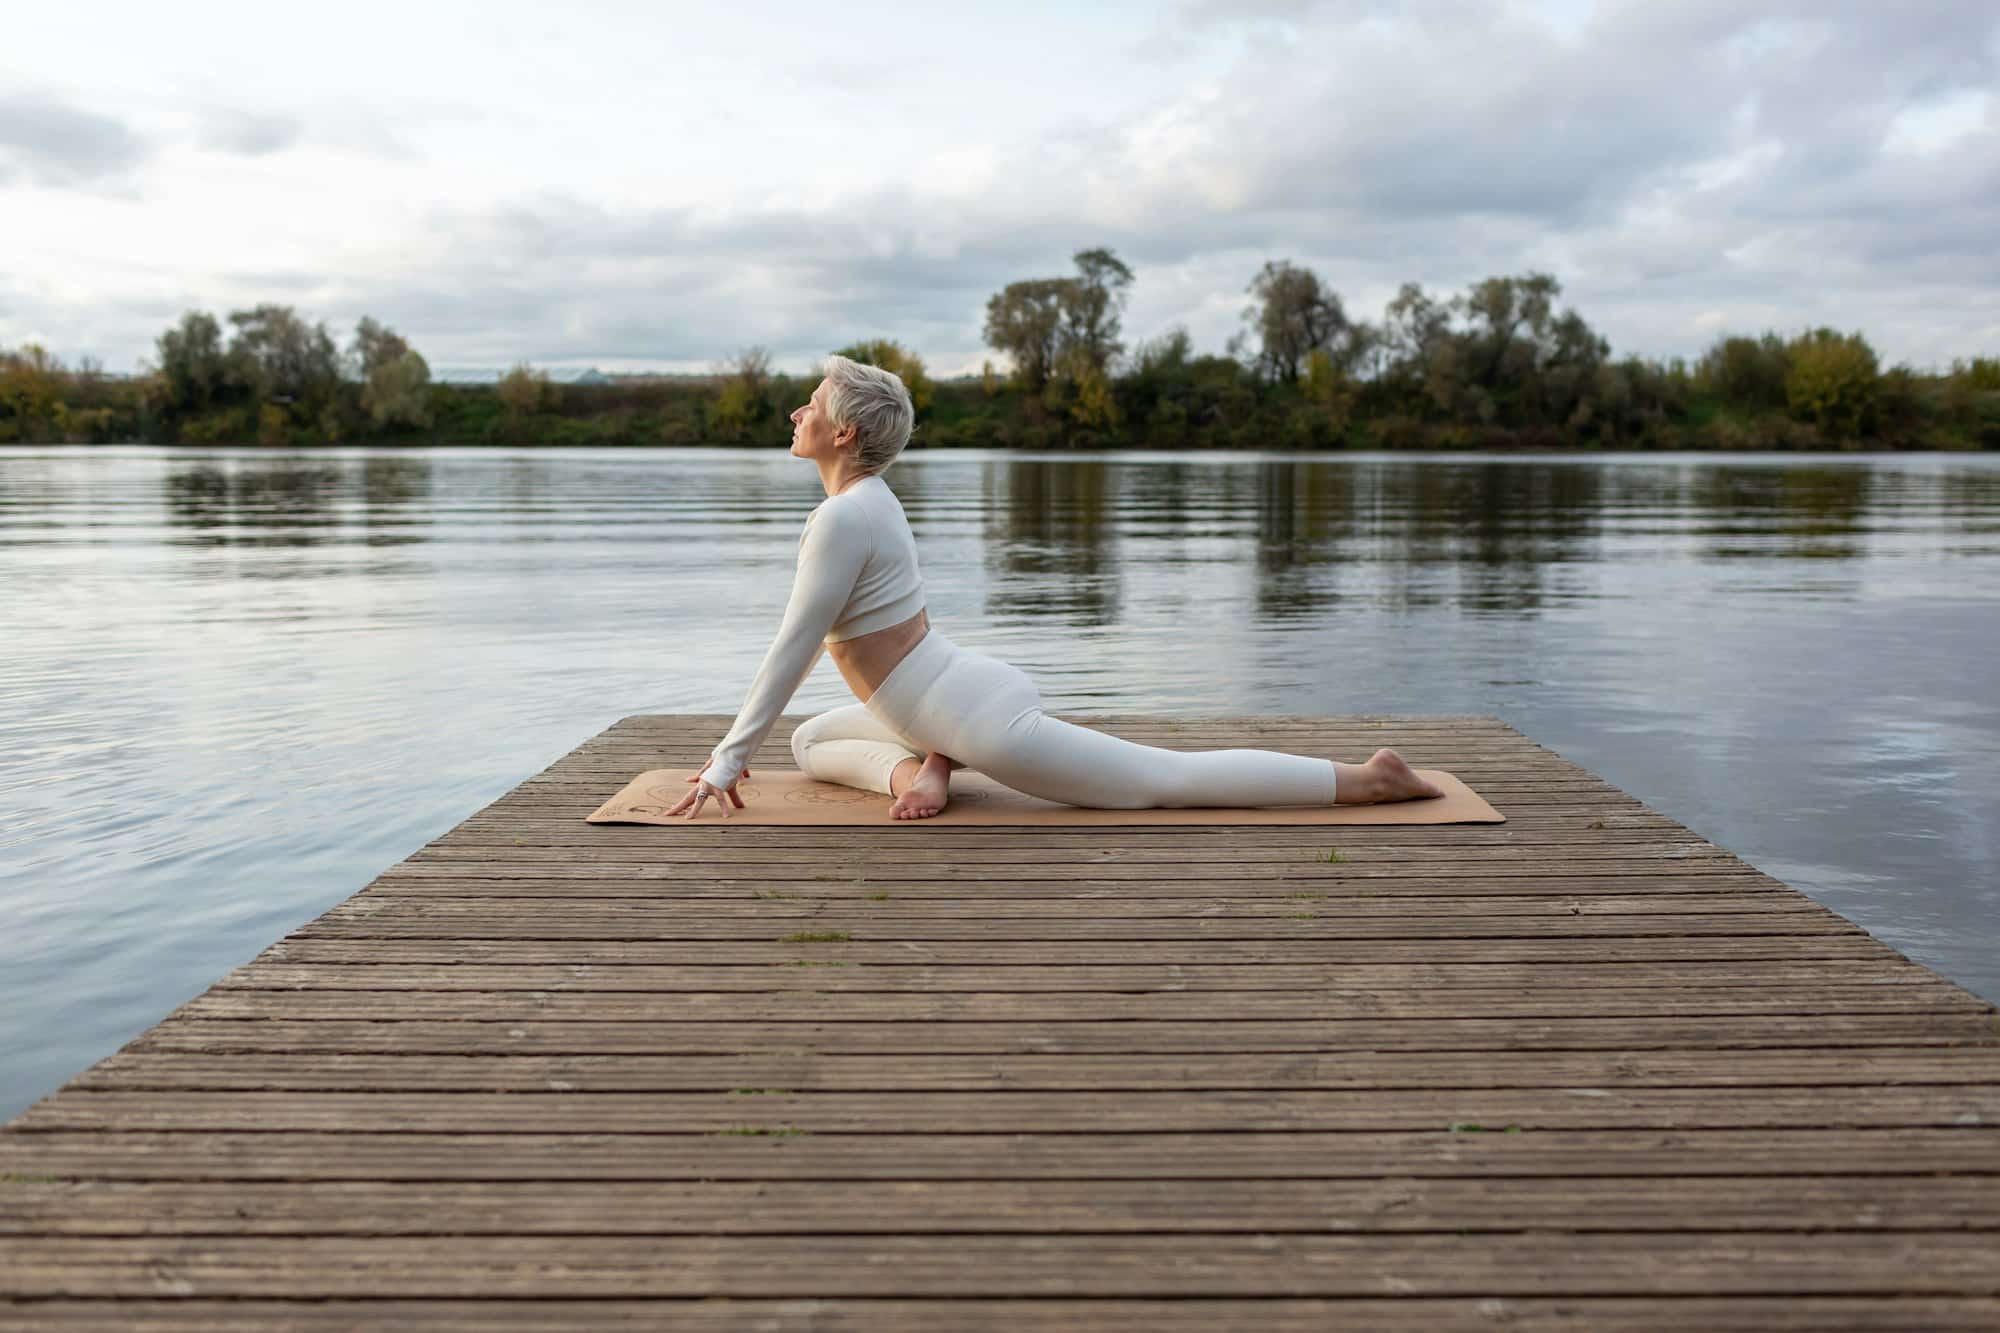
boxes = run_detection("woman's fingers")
[674,764,755,819]
[684,770,751,809]
[679,783,732,820]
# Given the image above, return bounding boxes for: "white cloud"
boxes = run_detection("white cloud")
[1,0,1996,375]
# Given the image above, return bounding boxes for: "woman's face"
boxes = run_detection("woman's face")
[790,378,850,460]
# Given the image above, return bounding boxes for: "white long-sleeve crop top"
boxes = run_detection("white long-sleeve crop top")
[697,474,925,791]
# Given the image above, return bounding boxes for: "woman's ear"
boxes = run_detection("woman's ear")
[835,423,860,450]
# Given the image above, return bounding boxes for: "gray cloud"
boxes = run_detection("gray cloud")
[10,2,1999,375]
[195,107,306,157]
[0,95,149,187]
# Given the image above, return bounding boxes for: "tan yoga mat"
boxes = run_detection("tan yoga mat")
[585,768,1503,826]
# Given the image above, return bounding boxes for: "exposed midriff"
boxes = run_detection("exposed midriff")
[827,608,930,705]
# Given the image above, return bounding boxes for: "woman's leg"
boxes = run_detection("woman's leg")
[911,650,1340,810]
[790,704,957,796]
[992,711,1340,809]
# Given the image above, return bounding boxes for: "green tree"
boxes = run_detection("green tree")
[983,277,1069,391]
[1121,328,1195,435]
[833,338,935,416]
[1785,328,1879,438]
[1243,260,1348,383]
[1695,334,1792,410]
[1061,247,1135,375]
[256,402,290,444]
[1461,272,1561,390]
[1950,356,2000,391]
[1537,307,1612,427]
[352,316,413,378]
[1377,283,1455,409]
[1303,346,1353,408]
[1943,356,2000,442]
[983,247,1136,390]
[225,304,341,419]
[1055,345,1121,432]
[0,344,64,442]
[1134,327,1193,377]
[154,311,229,414]
[497,362,559,418]
[1370,273,1611,427]
[711,346,774,439]
[362,349,433,429]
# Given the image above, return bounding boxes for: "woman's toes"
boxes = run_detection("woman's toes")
[891,791,945,819]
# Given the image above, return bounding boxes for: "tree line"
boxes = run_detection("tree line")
[3,258,1997,449]
[971,248,1998,449]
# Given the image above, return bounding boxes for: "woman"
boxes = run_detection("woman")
[671,354,1444,822]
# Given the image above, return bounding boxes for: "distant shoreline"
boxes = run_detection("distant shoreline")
[8,347,1999,453]
[9,438,1992,454]
[4,377,1992,453]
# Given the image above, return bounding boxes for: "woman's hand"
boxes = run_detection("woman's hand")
[667,769,751,820]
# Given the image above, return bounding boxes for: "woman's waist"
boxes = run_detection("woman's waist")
[829,609,932,701]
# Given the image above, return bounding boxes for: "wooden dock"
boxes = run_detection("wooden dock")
[4,713,1998,1330]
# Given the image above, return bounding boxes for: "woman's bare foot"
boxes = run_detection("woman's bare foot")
[889,752,954,819]
[1333,747,1446,804]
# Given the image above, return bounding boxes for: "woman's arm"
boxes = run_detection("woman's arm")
[697,499,873,790]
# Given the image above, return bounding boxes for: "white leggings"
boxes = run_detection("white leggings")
[790,629,1338,809]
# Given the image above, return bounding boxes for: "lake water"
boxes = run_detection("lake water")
[3,445,1997,1122]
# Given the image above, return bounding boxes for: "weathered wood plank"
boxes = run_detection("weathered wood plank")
[67,1047,2000,1093]
[304,897,1866,939]
[6,1233,2000,1298]
[15,1086,1999,1133]
[398,847,1760,873]
[244,936,1915,963]
[216,963,1951,993]
[170,989,1997,1025]
[132,1012,2000,1053]
[343,890,1807,915]
[241,943,1922,977]
[453,819,1695,839]
[422,838,1744,865]
[357,875,1796,898]
[7,1127,1996,1182]
[7,1296,2000,1332]
[8,1176,1999,1237]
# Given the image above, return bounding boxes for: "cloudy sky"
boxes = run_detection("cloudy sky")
[3,0,1996,377]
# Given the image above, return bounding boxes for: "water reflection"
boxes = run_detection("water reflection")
[163,459,342,546]
[1251,463,1357,622]
[161,455,433,551]
[1692,465,1872,559]
[984,460,1122,626]
[123,452,2000,597]
[362,456,428,507]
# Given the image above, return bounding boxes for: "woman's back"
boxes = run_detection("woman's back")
[821,474,924,643]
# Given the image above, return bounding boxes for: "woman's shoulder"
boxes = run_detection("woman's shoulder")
[802,490,873,544]
[808,475,902,532]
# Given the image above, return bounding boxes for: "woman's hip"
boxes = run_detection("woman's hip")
[863,631,1039,753]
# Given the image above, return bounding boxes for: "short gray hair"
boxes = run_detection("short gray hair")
[820,353,915,475]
